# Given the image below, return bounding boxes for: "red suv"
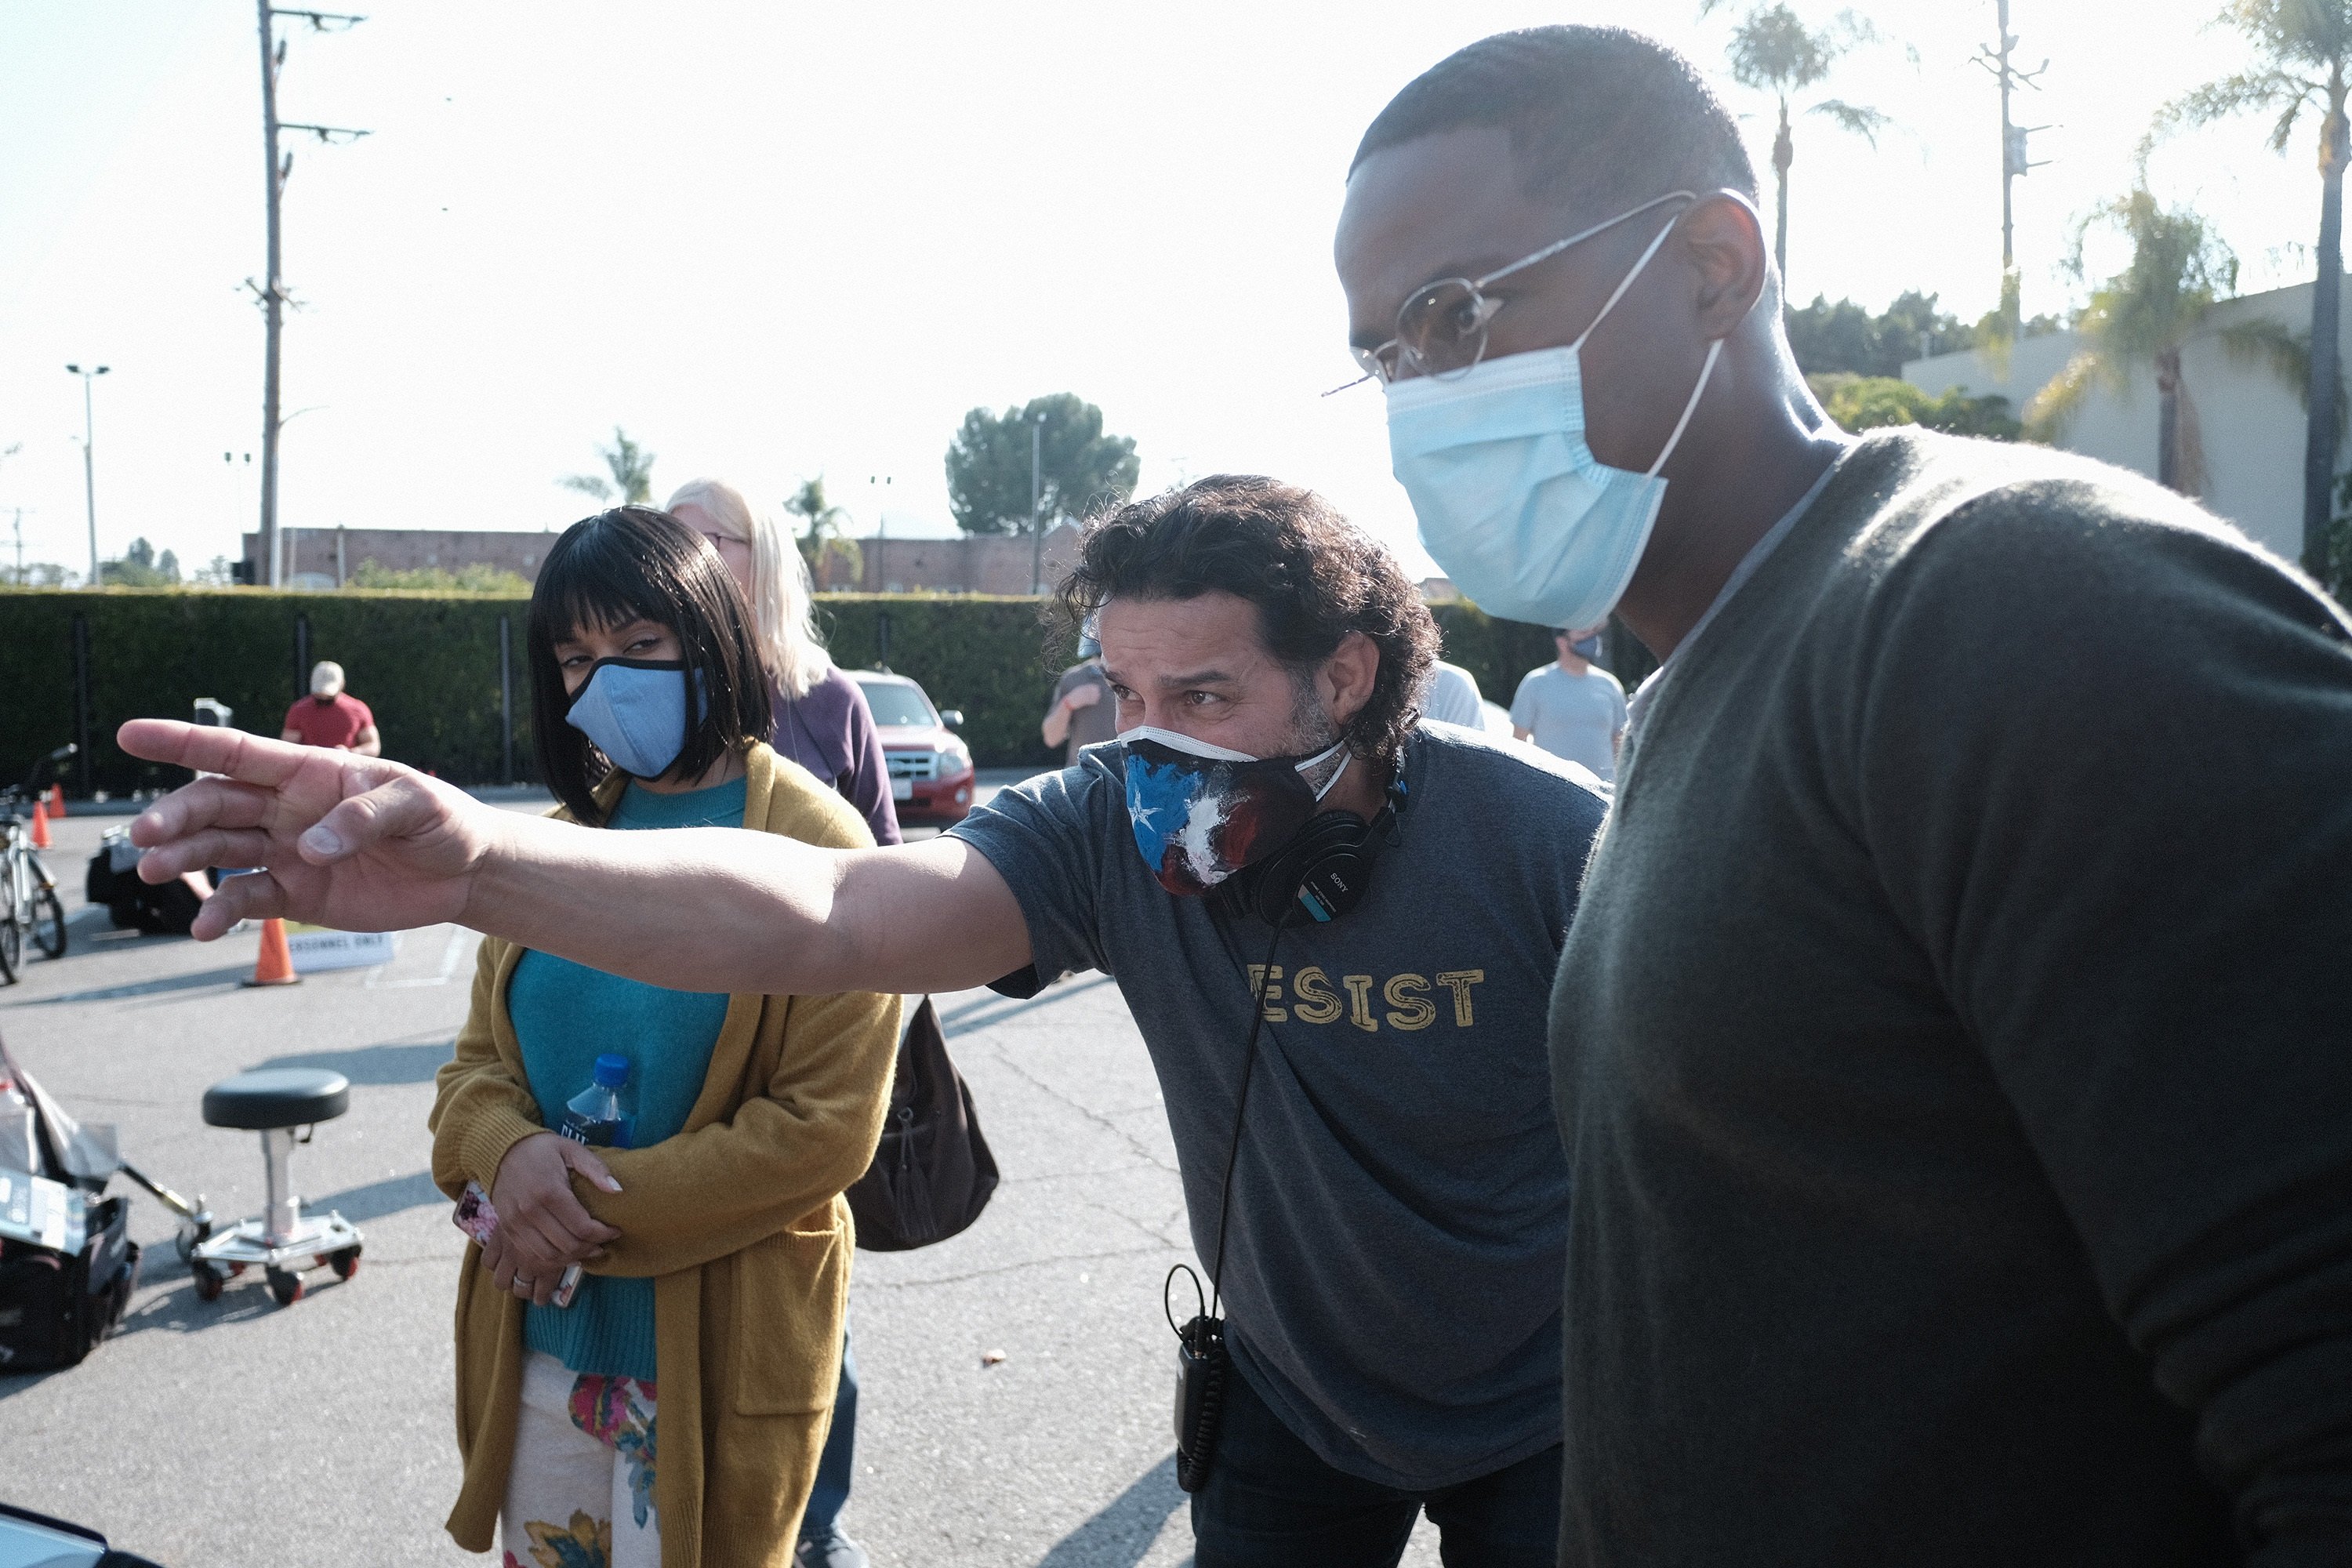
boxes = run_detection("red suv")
[851,670,975,826]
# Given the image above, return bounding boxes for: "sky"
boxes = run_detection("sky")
[0,0,2315,583]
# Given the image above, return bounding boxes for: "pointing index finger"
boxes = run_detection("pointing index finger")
[117,720,314,787]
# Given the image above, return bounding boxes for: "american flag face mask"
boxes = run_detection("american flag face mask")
[1119,726,1351,898]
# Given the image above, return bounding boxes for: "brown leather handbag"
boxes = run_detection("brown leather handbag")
[844,997,999,1251]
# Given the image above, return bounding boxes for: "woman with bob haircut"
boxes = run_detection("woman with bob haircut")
[665,477,898,848]
[426,505,900,1568]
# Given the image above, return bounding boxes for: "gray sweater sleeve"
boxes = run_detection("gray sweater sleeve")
[1850,480,2352,1557]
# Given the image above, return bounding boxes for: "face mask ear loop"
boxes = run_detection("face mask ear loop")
[1646,337,1725,481]
[1569,209,1689,355]
[1305,746,1352,804]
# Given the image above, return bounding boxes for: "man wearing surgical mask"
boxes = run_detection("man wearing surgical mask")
[1339,24,2352,1568]
[114,476,1606,1565]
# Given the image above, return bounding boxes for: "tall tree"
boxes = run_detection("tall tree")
[784,477,861,590]
[2025,187,2273,495]
[559,426,656,506]
[943,393,1140,537]
[1701,2,1890,293]
[2154,0,2351,575]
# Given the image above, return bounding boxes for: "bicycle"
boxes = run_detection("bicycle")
[0,744,77,985]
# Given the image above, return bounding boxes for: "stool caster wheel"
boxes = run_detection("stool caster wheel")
[191,1259,224,1303]
[175,1211,214,1263]
[331,1246,361,1281]
[266,1267,305,1307]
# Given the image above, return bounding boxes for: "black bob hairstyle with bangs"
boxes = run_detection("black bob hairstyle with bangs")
[528,506,773,826]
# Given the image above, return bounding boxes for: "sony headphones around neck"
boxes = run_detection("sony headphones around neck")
[1215,764,1408,927]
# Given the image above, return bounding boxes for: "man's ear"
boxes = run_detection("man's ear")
[1680,191,1769,339]
[1319,630,1382,728]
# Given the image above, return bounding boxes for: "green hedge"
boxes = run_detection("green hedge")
[0,589,532,798]
[0,589,1565,795]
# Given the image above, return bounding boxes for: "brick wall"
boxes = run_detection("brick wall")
[242,527,563,587]
[848,523,1082,595]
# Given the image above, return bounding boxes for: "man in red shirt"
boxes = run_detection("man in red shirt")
[281,661,381,755]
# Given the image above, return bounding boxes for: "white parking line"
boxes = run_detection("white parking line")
[363,924,473,989]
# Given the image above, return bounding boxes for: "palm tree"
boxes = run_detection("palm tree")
[2154,0,2350,574]
[1700,2,1890,294]
[784,477,860,589]
[2027,188,2246,494]
[559,426,656,506]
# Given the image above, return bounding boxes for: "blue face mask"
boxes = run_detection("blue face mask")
[1384,201,1725,630]
[565,659,705,779]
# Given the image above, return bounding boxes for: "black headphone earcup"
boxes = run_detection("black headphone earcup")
[1250,811,1375,925]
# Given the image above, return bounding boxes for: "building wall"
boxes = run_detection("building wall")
[243,527,561,589]
[851,524,1083,595]
[1901,278,2346,565]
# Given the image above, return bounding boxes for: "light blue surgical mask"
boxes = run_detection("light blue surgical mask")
[565,659,705,779]
[1385,203,1724,630]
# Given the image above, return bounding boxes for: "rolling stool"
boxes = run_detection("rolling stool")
[187,1068,363,1307]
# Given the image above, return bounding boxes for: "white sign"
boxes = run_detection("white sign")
[285,924,401,974]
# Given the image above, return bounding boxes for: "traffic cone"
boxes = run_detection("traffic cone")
[242,917,301,987]
[45,785,64,818]
[29,800,50,850]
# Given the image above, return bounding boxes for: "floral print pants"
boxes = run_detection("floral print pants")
[501,1351,660,1568]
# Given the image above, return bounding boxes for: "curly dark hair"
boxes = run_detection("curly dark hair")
[1053,475,1439,773]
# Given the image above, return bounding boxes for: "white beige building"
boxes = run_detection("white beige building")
[1901,278,2346,565]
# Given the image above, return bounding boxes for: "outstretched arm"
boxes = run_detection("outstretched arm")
[118,719,1031,996]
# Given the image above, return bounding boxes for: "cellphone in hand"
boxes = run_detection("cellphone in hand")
[453,1180,582,1308]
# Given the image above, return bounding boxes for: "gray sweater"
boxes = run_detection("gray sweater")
[1550,429,2352,1566]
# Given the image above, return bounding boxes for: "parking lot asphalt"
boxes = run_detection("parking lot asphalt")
[0,792,1444,1566]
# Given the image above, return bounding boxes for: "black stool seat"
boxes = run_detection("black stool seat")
[202,1069,350,1131]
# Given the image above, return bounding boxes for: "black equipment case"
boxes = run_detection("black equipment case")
[0,1040,140,1372]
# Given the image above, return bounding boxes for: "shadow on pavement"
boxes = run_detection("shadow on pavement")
[1035,1454,1187,1568]
[0,1262,346,1397]
[254,1036,453,1085]
[14,964,251,1005]
[309,1169,445,1224]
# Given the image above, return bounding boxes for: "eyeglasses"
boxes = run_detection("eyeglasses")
[1340,191,1697,391]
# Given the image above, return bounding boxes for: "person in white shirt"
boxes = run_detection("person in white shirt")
[1419,659,1487,728]
[1510,627,1627,782]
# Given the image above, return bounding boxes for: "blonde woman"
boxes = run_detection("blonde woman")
[665,478,893,1568]
[666,479,898,851]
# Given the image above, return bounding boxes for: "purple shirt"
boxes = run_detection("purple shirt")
[769,664,901,845]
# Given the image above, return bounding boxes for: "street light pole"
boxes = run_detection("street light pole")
[1029,410,1047,595]
[65,364,108,588]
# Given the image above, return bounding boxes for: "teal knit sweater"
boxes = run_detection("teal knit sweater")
[509,775,746,1381]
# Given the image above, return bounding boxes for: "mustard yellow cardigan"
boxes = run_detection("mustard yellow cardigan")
[427,743,902,1566]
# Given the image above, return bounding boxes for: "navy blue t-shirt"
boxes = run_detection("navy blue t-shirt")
[948,723,1604,1489]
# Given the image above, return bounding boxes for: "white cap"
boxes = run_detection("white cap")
[310,661,345,697]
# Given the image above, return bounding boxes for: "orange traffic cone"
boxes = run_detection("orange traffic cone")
[29,800,50,850]
[45,785,64,818]
[242,917,301,987]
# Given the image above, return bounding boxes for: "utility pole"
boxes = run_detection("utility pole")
[869,474,891,594]
[1029,409,1047,595]
[65,365,108,587]
[254,4,368,588]
[1973,1,2049,335]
